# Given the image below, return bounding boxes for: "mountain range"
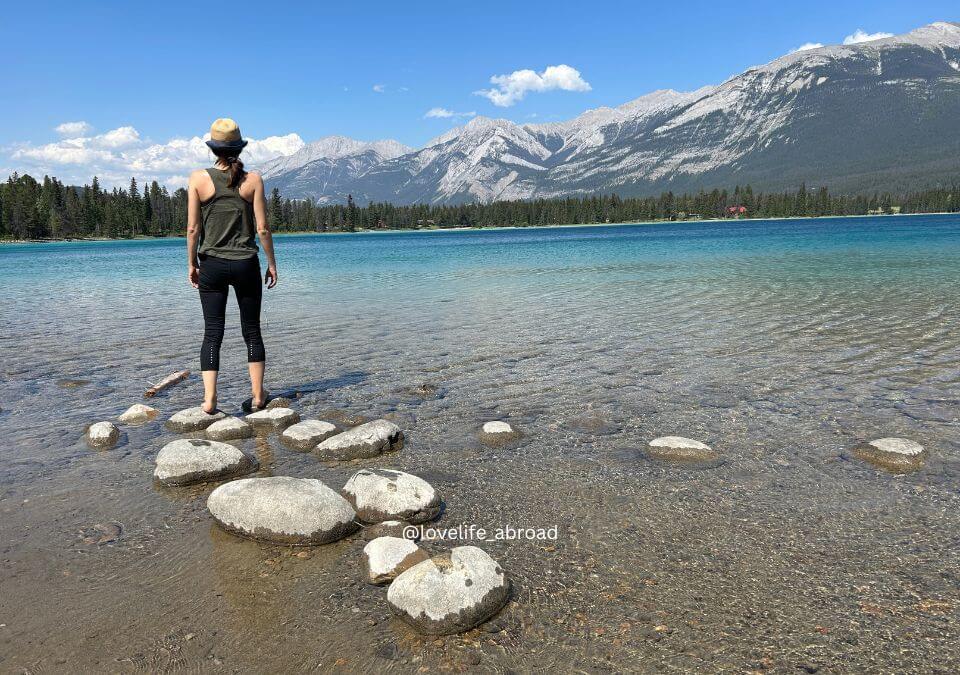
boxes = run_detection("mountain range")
[263,22,960,205]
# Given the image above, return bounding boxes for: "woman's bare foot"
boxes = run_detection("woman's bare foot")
[251,390,269,410]
[202,397,218,414]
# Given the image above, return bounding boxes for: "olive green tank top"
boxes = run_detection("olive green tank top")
[198,168,258,260]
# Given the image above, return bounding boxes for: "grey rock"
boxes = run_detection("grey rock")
[85,421,120,449]
[117,403,158,425]
[315,419,404,460]
[646,436,718,462]
[166,406,227,433]
[362,536,429,585]
[154,438,258,486]
[205,417,254,441]
[266,396,293,409]
[479,421,520,447]
[342,469,441,524]
[207,476,359,545]
[850,437,925,473]
[281,419,338,450]
[245,407,300,430]
[387,546,511,634]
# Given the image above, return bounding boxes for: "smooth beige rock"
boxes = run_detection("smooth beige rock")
[154,438,257,486]
[362,536,429,585]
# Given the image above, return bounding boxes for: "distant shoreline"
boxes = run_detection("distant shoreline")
[1,211,955,245]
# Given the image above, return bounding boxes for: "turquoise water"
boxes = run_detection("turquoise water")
[1,215,959,671]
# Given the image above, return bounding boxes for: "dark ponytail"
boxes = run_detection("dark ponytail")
[212,147,246,188]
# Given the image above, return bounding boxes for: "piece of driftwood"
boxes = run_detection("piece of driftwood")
[144,370,190,398]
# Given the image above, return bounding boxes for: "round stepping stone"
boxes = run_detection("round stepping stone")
[362,536,429,585]
[281,420,338,450]
[118,403,158,425]
[245,407,300,430]
[342,469,441,524]
[207,476,358,545]
[479,421,520,446]
[166,406,227,433]
[362,520,421,541]
[85,421,120,449]
[315,419,404,460]
[154,438,258,486]
[647,436,718,462]
[850,437,925,473]
[387,546,511,634]
[206,417,254,441]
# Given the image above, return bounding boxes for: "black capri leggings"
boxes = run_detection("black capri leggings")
[198,255,265,371]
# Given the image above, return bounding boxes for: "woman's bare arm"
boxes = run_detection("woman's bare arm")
[250,173,277,288]
[186,171,203,288]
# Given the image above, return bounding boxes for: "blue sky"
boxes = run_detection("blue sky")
[1,0,955,187]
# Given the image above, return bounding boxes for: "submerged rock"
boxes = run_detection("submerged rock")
[362,536,429,585]
[246,407,300,430]
[118,403,159,425]
[342,469,441,524]
[479,421,520,446]
[85,421,120,449]
[154,438,258,486]
[315,419,404,460]
[207,476,358,545]
[850,437,925,472]
[205,417,254,441]
[387,546,511,634]
[281,419,338,450]
[166,406,227,433]
[647,436,719,462]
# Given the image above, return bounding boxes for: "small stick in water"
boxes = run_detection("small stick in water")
[144,370,190,398]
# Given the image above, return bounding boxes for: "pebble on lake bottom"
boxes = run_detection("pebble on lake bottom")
[154,438,258,486]
[342,469,441,524]
[387,546,511,634]
[85,421,120,449]
[207,476,359,545]
[362,536,429,585]
[850,437,925,472]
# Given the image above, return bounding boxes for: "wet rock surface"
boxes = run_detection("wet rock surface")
[315,419,404,460]
[361,520,421,541]
[205,416,254,441]
[850,437,926,472]
[479,420,520,446]
[207,476,359,545]
[281,419,338,450]
[387,546,511,634]
[154,439,258,486]
[246,407,300,430]
[165,406,227,433]
[342,469,441,524]
[362,536,429,585]
[85,421,120,448]
[117,403,158,425]
[646,436,719,462]
[266,396,293,409]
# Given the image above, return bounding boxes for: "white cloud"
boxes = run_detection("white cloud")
[791,42,824,53]
[424,107,476,119]
[475,64,591,107]
[372,84,386,93]
[843,29,893,45]
[8,126,305,188]
[55,121,93,136]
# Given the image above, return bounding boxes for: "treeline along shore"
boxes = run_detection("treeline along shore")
[2,171,960,241]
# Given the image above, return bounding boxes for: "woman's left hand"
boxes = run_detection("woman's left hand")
[265,265,278,289]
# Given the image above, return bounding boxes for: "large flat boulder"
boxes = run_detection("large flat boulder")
[245,407,300,430]
[166,406,227,433]
[281,420,338,450]
[154,438,258,486]
[387,546,511,634]
[362,536,429,585]
[206,417,254,441]
[315,419,404,460]
[207,477,358,545]
[342,469,441,524]
[85,421,120,449]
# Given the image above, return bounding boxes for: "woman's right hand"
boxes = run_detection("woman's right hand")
[188,265,200,289]
[265,265,278,289]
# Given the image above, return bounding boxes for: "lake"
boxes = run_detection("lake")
[1,215,959,672]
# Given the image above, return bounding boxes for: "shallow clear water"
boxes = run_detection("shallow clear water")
[1,216,959,672]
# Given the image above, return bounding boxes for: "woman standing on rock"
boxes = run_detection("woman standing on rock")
[186,118,278,414]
